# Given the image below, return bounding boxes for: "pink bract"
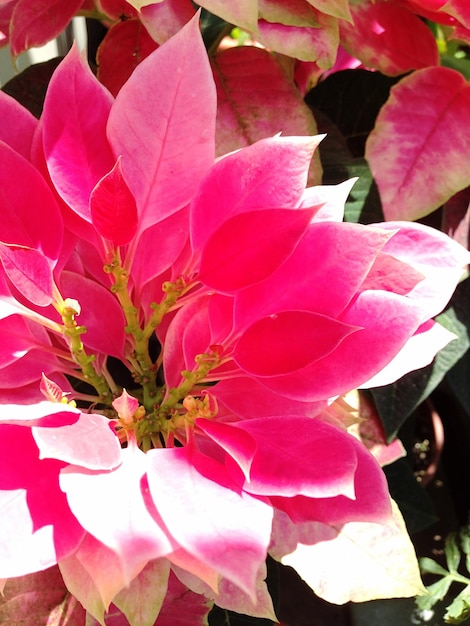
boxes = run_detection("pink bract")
[0,12,468,625]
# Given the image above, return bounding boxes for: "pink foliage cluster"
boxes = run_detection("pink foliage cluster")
[1,12,469,625]
[2,0,470,93]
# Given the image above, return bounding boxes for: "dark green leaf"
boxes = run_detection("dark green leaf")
[306,69,399,157]
[1,57,62,118]
[383,458,437,533]
[371,279,470,440]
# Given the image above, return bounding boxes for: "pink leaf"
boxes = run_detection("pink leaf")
[366,67,470,220]
[42,44,116,223]
[198,207,317,292]
[195,0,257,31]
[234,310,359,377]
[107,13,216,232]
[154,571,212,626]
[0,566,85,626]
[146,446,273,598]
[340,0,438,75]
[97,19,159,97]
[190,135,322,253]
[140,0,196,44]
[90,157,138,246]
[212,46,322,183]
[256,11,339,67]
[112,559,171,626]
[0,243,53,306]
[9,0,83,56]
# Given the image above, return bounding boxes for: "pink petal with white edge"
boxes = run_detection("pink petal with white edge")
[60,442,173,579]
[256,290,425,401]
[375,221,470,319]
[0,400,80,426]
[0,425,85,578]
[190,135,322,253]
[42,44,115,223]
[234,310,360,377]
[234,221,392,330]
[33,412,122,470]
[107,14,216,233]
[199,417,358,499]
[146,446,273,599]
[198,207,317,292]
[360,319,456,388]
[271,429,393,525]
[299,178,357,221]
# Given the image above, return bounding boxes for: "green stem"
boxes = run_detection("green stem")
[60,301,112,401]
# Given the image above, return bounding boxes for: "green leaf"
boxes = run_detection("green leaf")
[446,534,462,574]
[383,459,437,533]
[371,278,470,440]
[444,585,470,624]
[419,557,450,577]
[461,525,470,574]
[416,577,453,611]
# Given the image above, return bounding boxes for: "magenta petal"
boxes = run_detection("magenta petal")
[0,399,80,426]
[0,90,37,159]
[272,432,392,525]
[198,208,316,292]
[214,377,325,419]
[201,417,358,499]
[146,446,273,597]
[0,243,53,307]
[42,44,115,223]
[107,13,216,231]
[0,141,63,264]
[90,157,138,246]
[32,412,122,470]
[190,135,320,252]
[234,311,360,376]
[60,444,173,577]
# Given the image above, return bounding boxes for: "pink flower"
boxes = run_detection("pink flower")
[0,13,468,624]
